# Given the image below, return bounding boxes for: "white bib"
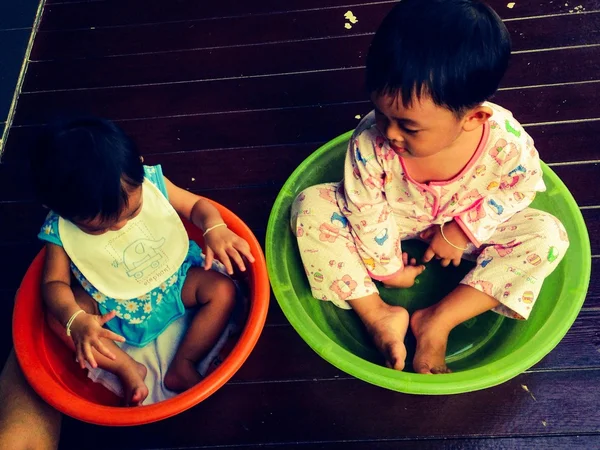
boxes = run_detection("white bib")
[59,179,189,300]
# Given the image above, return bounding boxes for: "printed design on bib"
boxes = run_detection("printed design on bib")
[103,220,173,288]
[123,238,165,278]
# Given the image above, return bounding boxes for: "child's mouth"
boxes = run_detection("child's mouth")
[390,143,407,154]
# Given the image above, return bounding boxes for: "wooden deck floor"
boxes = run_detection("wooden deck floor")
[1,0,599,448]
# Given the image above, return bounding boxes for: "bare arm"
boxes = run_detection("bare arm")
[41,243,124,368]
[41,243,81,327]
[164,177,224,231]
[164,176,254,274]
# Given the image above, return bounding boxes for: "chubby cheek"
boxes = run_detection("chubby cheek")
[405,136,440,157]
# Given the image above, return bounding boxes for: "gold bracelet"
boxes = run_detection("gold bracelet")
[440,222,469,251]
[202,223,227,237]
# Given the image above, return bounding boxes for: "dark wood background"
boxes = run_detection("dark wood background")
[0,0,599,448]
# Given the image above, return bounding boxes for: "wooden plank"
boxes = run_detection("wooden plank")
[40,0,600,25]
[528,120,600,164]
[38,0,600,32]
[32,7,600,60]
[155,435,600,450]
[2,275,596,381]
[1,163,599,244]
[3,117,599,172]
[582,208,600,257]
[262,257,600,323]
[0,185,274,245]
[2,102,357,161]
[531,310,600,370]
[41,0,396,29]
[44,0,600,29]
[0,142,319,197]
[234,309,600,384]
[588,258,600,308]
[22,41,600,92]
[56,370,600,449]
[551,163,600,207]
[10,75,600,127]
[32,3,392,60]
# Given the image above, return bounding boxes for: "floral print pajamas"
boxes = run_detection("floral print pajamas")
[291,103,569,319]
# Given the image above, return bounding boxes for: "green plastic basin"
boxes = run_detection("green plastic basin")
[266,131,591,395]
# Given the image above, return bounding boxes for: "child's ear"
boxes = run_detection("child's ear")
[462,105,493,132]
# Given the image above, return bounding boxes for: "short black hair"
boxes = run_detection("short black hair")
[30,117,144,222]
[366,0,511,115]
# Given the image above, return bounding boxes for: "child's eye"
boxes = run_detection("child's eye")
[402,127,419,135]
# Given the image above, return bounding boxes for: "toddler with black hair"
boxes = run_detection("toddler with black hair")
[292,0,569,373]
[32,118,254,405]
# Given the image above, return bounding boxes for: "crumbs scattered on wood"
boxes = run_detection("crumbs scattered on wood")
[542,420,548,427]
[521,384,537,401]
[507,2,515,8]
[569,5,585,12]
[355,114,362,119]
[344,11,358,29]
[344,11,359,23]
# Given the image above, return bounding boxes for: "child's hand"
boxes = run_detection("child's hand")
[421,222,469,267]
[382,252,426,288]
[68,310,125,369]
[203,226,255,274]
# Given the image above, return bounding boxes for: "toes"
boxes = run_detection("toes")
[130,386,148,406]
[414,362,433,375]
[130,390,142,406]
[383,344,406,371]
[414,361,450,375]
[390,359,405,371]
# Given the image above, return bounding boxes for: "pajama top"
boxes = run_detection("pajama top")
[337,102,546,281]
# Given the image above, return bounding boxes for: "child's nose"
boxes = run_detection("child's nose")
[384,121,403,143]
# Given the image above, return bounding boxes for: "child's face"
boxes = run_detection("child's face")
[371,93,466,159]
[73,185,143,235]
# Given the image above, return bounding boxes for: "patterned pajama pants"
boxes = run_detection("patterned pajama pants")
[291,183,569,320]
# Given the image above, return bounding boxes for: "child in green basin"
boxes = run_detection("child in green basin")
[291,0,569,373]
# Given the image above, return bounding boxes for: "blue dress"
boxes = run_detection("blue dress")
[38,165,205,347]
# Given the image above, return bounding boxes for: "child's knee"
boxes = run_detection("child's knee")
[209,275,236,310]
[290,184,339,234]
[531,212,570,255]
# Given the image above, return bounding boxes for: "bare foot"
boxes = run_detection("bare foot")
[118,361,148,406]
[383,253,426,288]
[362,304,410,370]
[410,307,452,374]
[164,358,202,392]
